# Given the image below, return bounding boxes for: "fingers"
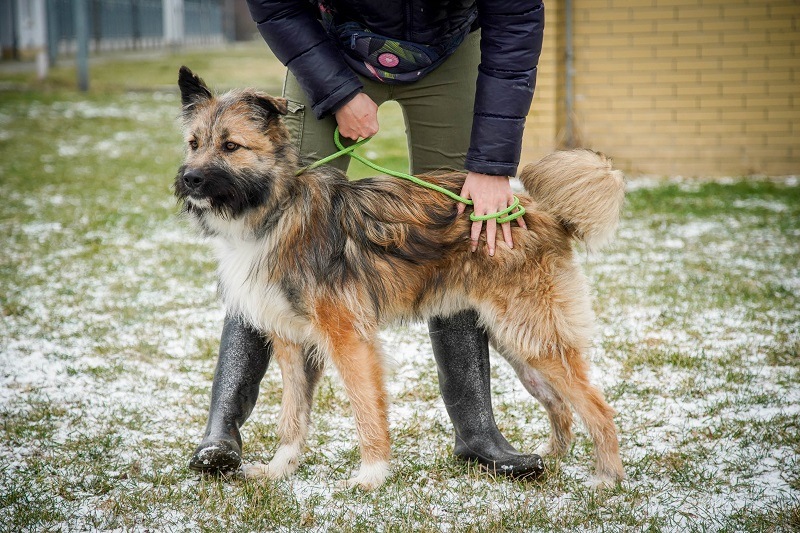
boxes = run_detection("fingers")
[486,219,498,256]
[334,93,379,140]
[344,121,379,140]
[472,217,511,257]
[470,220,481,253]
[462,172,522,257]
[468,207,513,257]
[339,120,378,140]
[501,220,513,250]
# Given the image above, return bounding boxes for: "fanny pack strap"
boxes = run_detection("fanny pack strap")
[320,7,476,84]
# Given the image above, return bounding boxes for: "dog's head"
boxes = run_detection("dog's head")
[175,66,294,219]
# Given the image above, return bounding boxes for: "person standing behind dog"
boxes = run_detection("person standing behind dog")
[189,0,546,478]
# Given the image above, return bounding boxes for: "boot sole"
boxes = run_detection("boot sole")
[455,452,545,480]
[189,443,242,474]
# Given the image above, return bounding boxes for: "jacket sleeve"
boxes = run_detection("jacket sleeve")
[246,0,362,118]
[466,0,544,177]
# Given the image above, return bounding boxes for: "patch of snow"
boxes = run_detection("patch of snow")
[1,101,797,530]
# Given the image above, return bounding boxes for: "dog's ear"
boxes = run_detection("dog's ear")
[251,92,288,116]
[178,66,212,112]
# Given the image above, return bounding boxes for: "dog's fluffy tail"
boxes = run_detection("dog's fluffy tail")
[519,149,625,251]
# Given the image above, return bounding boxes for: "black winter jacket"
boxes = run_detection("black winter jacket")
[246,0,544,177]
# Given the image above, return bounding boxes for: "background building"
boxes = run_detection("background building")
[526,0,799,176]
[2,0,797,176]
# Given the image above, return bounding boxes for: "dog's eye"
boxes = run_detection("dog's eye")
[223,141,240,152]
[188,140,198,150]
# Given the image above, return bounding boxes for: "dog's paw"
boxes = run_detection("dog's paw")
[340,461,390,491]
[534,438,570,458]
[533,442,554,457]
[240,462,270,479]
[266,444,302,480]
[588,470,625,490]
[240,444,302,481]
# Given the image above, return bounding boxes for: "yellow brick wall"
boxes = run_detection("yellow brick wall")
[522,0,800,177]
[522,0,562,162]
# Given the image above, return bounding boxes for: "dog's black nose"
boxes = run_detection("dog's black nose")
[183,170,205,189]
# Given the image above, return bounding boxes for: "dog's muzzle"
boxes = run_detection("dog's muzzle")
[182,169,205,192]
[178,169,212,209]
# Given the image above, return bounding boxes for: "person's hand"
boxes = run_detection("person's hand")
[334,92,379,140]
[458,172,527,256]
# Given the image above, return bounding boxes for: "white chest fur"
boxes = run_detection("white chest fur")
[212,231,312,343]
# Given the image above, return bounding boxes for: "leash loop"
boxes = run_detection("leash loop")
[296,128,525,223]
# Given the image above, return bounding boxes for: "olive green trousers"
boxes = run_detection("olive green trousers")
[281,30,480,175]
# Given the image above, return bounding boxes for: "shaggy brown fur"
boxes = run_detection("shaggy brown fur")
[175,66,626,489]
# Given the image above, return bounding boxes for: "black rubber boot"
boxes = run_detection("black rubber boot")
[188,315,272,474]
[428,310,544,479]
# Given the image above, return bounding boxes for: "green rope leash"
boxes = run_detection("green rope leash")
[295,128,525,224]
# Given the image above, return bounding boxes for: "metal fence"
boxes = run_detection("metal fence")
[184,0,223,37]
[47,0,224,56]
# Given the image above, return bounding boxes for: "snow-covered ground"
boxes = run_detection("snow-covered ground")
[0,95,797,530]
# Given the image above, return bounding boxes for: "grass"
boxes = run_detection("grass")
[1,42,799,531]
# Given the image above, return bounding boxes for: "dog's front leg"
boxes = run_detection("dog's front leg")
[333,338,391,490]
[317,320,390,489]
[242,337,322,480]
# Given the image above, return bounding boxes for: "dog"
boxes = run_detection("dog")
[174,66,626,490]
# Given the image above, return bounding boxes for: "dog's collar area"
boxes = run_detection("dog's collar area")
[294,128,525,224]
